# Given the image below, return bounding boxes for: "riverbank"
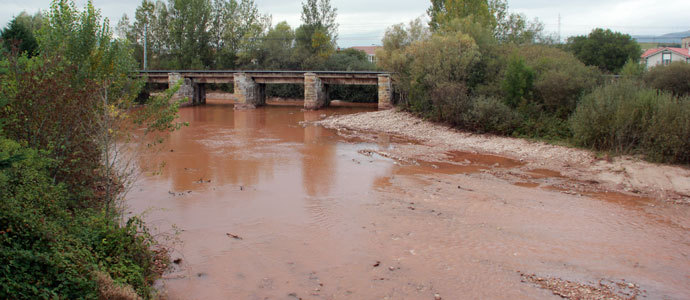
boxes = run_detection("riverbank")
[316,109,690,204]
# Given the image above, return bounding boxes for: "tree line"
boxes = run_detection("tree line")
[115,0,375,71]
[378,0,689,164]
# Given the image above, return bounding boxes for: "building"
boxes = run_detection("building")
[641,36,690,68]
[349,46,381,63]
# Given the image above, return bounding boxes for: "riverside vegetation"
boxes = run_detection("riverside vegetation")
[0,0,186,298]
[378,0,690,165]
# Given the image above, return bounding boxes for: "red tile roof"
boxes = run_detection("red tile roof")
[641,47,690,58]
[349,46,381,56]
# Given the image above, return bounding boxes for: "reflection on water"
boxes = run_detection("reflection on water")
[128,102,399,299]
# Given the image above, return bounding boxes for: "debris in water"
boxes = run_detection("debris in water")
[434,293,442,300]
[173,258,182,264]
[226,233,243,240]
[373,261,381,267]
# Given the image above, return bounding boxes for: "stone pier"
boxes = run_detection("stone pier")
[168,72,206,105]
[304,73,328,110]
[168,73,194,104]
[233,73,266,109]
[378,74,393,110]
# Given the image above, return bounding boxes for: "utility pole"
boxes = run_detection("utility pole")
[143,23,148,70]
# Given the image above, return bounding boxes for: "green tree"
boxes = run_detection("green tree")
[256,21,296,69]
[293,0,338,68]
[567,28,642,73]
[301,0,337,41]
[502,54,534,107]
[167,0,213,69]
[1,18,38,56]
[427,0,494,31]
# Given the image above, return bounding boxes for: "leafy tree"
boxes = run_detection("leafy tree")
[428,0,545,44]
[256,21,296,69]
[502,54,534,107]
[293,0,338,68]
[301,0,337,42]
[567,28,642,73]
[167,0,213,69]
[427,0,494,31]
[644,62,690,96]
[1,18,38,56]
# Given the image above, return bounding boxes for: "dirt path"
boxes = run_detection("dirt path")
[316,109,690,204]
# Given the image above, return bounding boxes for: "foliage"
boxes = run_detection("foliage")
[620,59,645,79]
[0,137,164,298]
[570,80,690,163]
[501,54,534,108]
[300,0,338,42]
[0,1,186,298]
[256,21,297,69]
[644,61,690,96]
[514,44,601,117]
[294,0,339,69]
[427,0,495,31]
[567,28,642,73]
[428,0,546,44]
[1,18,38,56]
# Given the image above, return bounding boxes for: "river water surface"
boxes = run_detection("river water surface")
[127,100,690,299]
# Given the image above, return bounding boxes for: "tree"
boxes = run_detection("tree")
[428,0,545,44]
[256,21,296,69]
[293,0,338,68]
[1,17,38,56]
[567,28,642,73]
[301,0,337,42]
[167,0,213,69]
[428,0,494,31]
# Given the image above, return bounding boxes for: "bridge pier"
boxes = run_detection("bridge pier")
[192,82,206,105]
[304,72,329,110]
[378,74,393,110]
[168,73,194,104]
[233,73,266,109]
[168,73,206,105]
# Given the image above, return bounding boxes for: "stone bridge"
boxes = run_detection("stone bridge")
[139,70,393,110]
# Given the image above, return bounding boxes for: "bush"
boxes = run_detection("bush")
[502,54,535,108]
[570,80,690,164]
[644,62,690,96]
[0,137,164,299]
[515,44,601,117]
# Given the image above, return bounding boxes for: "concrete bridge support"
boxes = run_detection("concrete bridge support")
[233,73,266,109]
[168,73,206,105]
[192,82,206,105]
[168,73,194,104]
[304,72,329,110]
[378,74,393,110]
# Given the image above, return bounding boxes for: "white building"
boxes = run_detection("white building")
[641,37,690,68]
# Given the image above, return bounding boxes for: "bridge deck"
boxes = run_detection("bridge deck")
[139,70,389,85]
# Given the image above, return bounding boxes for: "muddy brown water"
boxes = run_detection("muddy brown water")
[127,100,690,300]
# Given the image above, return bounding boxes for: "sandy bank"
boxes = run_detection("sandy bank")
[316,109,690,203]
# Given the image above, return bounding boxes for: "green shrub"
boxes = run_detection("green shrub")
[570,80,690,163]
[644,62,690,96]
[466,95,520,134]
[0,137,163,299]
[502,54,535,108]
[515,45,601,117]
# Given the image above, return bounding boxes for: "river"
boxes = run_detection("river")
[126,100,690,299]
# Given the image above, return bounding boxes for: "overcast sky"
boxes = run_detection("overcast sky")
[2,0,690,47]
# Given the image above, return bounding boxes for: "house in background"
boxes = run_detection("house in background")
[641,36,690,68]
[350,46,381,63]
